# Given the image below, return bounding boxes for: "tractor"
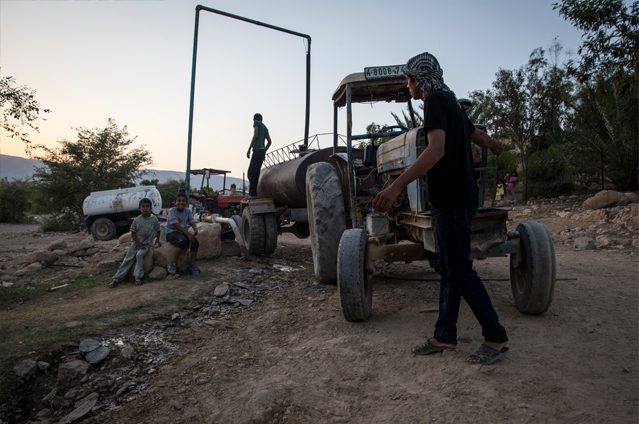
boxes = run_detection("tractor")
[301,65,556,321]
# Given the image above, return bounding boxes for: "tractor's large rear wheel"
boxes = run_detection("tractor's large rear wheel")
[337,229,372,322]
[306,162,347,284]
[510,221,556,314]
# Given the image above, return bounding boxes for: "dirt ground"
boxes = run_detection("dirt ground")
[0,197,637,423]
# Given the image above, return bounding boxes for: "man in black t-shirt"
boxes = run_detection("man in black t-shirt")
[373,52,509,365]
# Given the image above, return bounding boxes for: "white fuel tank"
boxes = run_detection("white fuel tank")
[82,186,162,216]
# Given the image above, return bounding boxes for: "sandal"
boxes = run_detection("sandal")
[412,338,456,356]
[468,344,509,365]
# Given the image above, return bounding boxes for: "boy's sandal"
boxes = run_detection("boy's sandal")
[412,338,456,356]
[468,344,509,365]
[134,279,144,286]
[109,279,118,288]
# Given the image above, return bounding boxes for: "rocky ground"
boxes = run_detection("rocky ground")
[0,191,637,423]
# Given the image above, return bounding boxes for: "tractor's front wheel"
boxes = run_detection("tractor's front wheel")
[337,229,373,322]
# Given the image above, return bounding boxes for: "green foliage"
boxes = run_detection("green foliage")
[40,212,80,232]
[554,0,638,83]
[0,179,32,223]
[157,179,184,207]
[0,74,51,147]
[33,119,152,220]
[470,43,574,200]
[526,146,573,198]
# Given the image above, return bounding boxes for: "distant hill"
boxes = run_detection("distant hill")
[0,154,246,191]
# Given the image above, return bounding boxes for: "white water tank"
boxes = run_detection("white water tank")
[82,186,162,216]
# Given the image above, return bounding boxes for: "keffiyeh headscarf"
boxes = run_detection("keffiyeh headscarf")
[404,52,451,94]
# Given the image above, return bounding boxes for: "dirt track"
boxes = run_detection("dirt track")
[1,199,638,423]
[94,236,637,424]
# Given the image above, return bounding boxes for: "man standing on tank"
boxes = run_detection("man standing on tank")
[246,113,272,198]
[373,52,509,365]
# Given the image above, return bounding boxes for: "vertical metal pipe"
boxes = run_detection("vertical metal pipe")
[333,104,338,152]
[346,84,356,227]
[185,7,201,196]
[303,40,311,147]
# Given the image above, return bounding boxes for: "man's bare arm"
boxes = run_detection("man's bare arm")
[247,127,259,158]
[470,128,501,154]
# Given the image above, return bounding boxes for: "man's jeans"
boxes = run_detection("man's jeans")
[247,149,266,196]
[113,246,149,281]
[432,207,508,344]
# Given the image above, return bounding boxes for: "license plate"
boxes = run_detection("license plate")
[364,65,405,80]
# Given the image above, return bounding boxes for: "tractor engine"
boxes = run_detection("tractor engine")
[375,127,429,214]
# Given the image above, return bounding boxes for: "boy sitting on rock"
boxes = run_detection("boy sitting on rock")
[166,192,200,275]
[110,198,161,287]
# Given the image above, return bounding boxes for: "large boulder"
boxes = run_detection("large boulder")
[153,244,191,274]
[118,232,132,245]
[196,222,222,260]
[57,360,90,388]
[583,190,631,210]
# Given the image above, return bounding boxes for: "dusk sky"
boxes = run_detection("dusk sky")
[1,0,583,179]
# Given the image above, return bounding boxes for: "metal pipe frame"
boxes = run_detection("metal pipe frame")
[185,5,312,194]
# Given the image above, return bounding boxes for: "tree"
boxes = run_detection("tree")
[554,0,638,83]
[33,119,152,224]
[0,74,51,146]
[555,0,638,190]
[470,46,573,200]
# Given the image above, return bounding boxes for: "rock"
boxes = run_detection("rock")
[69,239,96,254]
[57,360,90,388]
[170,400,183,410]
[58,392,98,424]
[19,250,59,266]
[120,344,135,359]
[583,190,631,210]
[36,408,52,419]
[633,239,639,249]
[14,359,38,379]
[85,346,110,365]
[119,232,132,245]
[83,247,99,256]
[52,249,68,256]
[594,235,611,248]
[48,240,68,251]
[64,386,89,401]
[79,339,102,354]
[171,313,181,321]
[14,262,44,277]
[214,283,230,297]
[148,266,167,280]
[574,236,595,250]
[37,361,51,371]
[97,258,120,268]
[196,222,222,259]
[153,244,190,273]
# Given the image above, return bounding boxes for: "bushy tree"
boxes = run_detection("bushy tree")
[0,179,33,223]
[33,119,152,225]
[470,44,573,200]
[140,178,184,208]
[0,74,51,147]
[555,0,638,190]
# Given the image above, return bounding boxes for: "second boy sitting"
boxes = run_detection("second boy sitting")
[166,192,200,275]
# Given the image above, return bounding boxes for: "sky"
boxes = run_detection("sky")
[0,0,584,179]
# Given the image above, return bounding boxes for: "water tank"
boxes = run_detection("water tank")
[82,186,162,216]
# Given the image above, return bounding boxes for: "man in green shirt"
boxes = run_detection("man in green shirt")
[246,113,272,197]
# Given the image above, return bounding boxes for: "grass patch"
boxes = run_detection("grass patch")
[0,268,116,309]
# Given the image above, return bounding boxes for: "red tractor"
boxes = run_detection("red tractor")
[189,168,246,218]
